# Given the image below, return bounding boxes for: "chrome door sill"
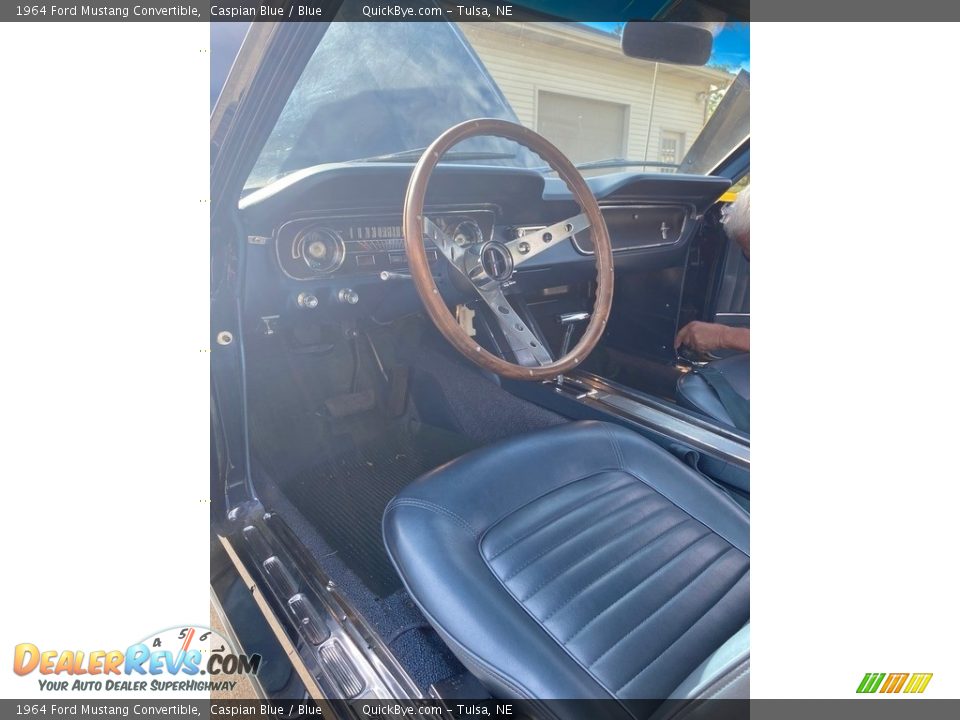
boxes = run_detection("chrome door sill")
[223,507,424,706]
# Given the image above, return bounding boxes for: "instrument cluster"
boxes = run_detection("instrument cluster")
[275,209,495,281]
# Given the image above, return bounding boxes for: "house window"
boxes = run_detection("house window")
[536,91,628,166]
[660,130,685,173]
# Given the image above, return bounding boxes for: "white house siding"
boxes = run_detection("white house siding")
[459,23,730,170]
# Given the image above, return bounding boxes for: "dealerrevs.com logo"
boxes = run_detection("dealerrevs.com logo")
[856,672,933,694]
[12,626,260,693]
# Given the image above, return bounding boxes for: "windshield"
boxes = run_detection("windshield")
[245,21,749,189]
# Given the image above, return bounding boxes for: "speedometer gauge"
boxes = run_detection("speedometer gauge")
[297,227,345,274]
[452,220,484,247]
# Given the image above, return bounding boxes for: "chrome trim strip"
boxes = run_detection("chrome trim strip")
[566,371,749,469]
[280,203,500,224]
[574,371,748,440]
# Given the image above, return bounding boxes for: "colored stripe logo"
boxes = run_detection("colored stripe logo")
[857,672,932,694]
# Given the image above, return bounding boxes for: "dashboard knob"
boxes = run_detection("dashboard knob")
[338,288,359,305]
[297,292,319,309]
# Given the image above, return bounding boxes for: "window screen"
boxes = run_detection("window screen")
[660,130,685,173]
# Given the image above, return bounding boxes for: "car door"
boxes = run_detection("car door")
[709,185,750,354]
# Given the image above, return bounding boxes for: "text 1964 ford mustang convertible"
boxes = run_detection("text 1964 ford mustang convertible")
[210,7,750,719]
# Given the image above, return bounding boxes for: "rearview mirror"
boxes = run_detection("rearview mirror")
[621,22,713,66]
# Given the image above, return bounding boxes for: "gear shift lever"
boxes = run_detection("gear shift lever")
[556,311,590,386]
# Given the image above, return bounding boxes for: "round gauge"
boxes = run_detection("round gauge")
[306,239,328,260]
[298,227,345,274]
[452,220,484,247]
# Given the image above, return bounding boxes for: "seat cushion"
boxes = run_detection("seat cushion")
[676,353,750,428]
[383,421,749,708]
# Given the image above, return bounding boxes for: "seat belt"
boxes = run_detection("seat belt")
[696,365,750,432]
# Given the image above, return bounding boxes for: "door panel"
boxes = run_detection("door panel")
[712,234,750,323]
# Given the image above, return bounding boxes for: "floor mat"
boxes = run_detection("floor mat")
[277,423,477,597]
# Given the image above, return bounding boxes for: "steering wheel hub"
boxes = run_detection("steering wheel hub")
[477,241,515,283]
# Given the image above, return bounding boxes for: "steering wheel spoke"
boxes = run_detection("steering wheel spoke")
[505,212,590,267]
[423,216,470,277]
[475,286,553,367]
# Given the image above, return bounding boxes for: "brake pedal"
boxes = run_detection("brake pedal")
[323,389,376,418]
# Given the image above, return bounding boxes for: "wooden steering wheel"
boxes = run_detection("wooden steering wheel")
[403,118,614,381]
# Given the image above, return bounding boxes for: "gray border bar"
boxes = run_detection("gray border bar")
[0,699,958,718]
[6,0,960,22]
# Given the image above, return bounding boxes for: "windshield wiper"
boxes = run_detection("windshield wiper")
[573,158,680,171]
[357,148,517,163]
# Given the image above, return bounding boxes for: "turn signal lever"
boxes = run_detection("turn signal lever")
[380,270,443,282]
[379,271,411,281]
[556,311,590,386]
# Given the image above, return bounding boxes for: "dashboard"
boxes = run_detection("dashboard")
[237,164,731,323]
[267,202,696,283]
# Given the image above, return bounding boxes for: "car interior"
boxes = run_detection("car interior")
[210,14,750,719]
